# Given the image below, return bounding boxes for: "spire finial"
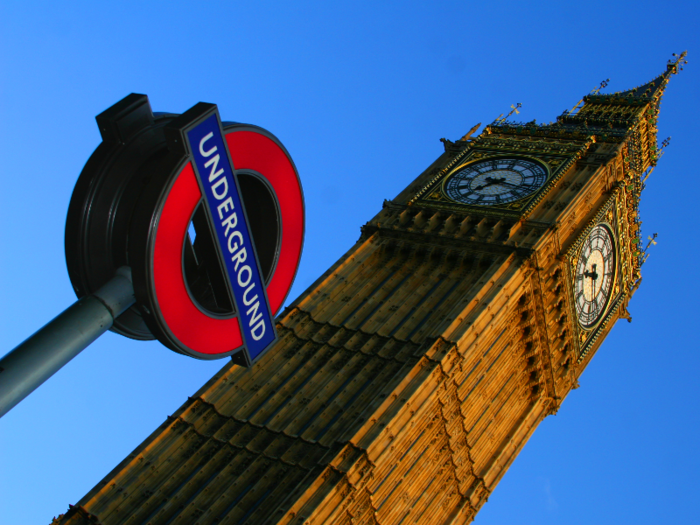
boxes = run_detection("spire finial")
[649,136,672,168]
[641,233,658,265]
[590,79,610,95]
[459,123,481,142]
[569,79,610,115]
[493,103,521,124]
[667,51,688,74]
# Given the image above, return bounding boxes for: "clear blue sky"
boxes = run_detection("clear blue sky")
[0,2,697,524]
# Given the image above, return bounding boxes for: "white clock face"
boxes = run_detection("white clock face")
[443,157,548,206]
[574,224,616,328]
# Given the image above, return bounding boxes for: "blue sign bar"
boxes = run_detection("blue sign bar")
[186,112,276,361]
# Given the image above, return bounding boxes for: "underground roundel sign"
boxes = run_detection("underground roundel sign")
[140,104,304,365]
[66,95,303,366]
[66,96,303,365]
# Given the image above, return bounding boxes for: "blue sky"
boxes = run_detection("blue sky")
[0,2,697,524]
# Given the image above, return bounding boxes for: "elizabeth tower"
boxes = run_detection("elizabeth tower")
[54,54,685,525]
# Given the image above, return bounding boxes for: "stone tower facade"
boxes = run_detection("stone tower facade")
[54,55,685,525]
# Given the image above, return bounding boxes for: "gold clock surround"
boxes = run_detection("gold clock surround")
[573,222,617,330]
[441,156,549,208]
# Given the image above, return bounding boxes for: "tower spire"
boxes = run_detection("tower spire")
[592,51,687,103]
[485,52,688,149]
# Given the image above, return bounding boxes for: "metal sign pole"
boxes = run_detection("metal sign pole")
[0,267,135,418]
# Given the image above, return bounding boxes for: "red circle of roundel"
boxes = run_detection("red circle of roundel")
[152,127,304,357]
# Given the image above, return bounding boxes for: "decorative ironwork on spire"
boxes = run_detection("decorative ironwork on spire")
[484,52,687,148]
[459,123,481,142]
[493,103,521,124]
[591,78,610,95]
[641,233,658,265]
[569,79,611,116]
[667,51,688,74]
[655,136,671,163]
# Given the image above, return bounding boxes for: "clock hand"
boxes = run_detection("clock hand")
[474,181,496,191]
[497,181,522,189]
[474,176,507,191]
[583,264,598,296]
[583,264,598,279]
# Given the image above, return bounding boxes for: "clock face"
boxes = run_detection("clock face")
[574,224,616,328]
[443,157,548,206]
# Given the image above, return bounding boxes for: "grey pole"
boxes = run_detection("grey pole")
[0,267,136,418]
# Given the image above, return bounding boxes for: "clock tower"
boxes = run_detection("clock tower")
[53,54,685,525]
